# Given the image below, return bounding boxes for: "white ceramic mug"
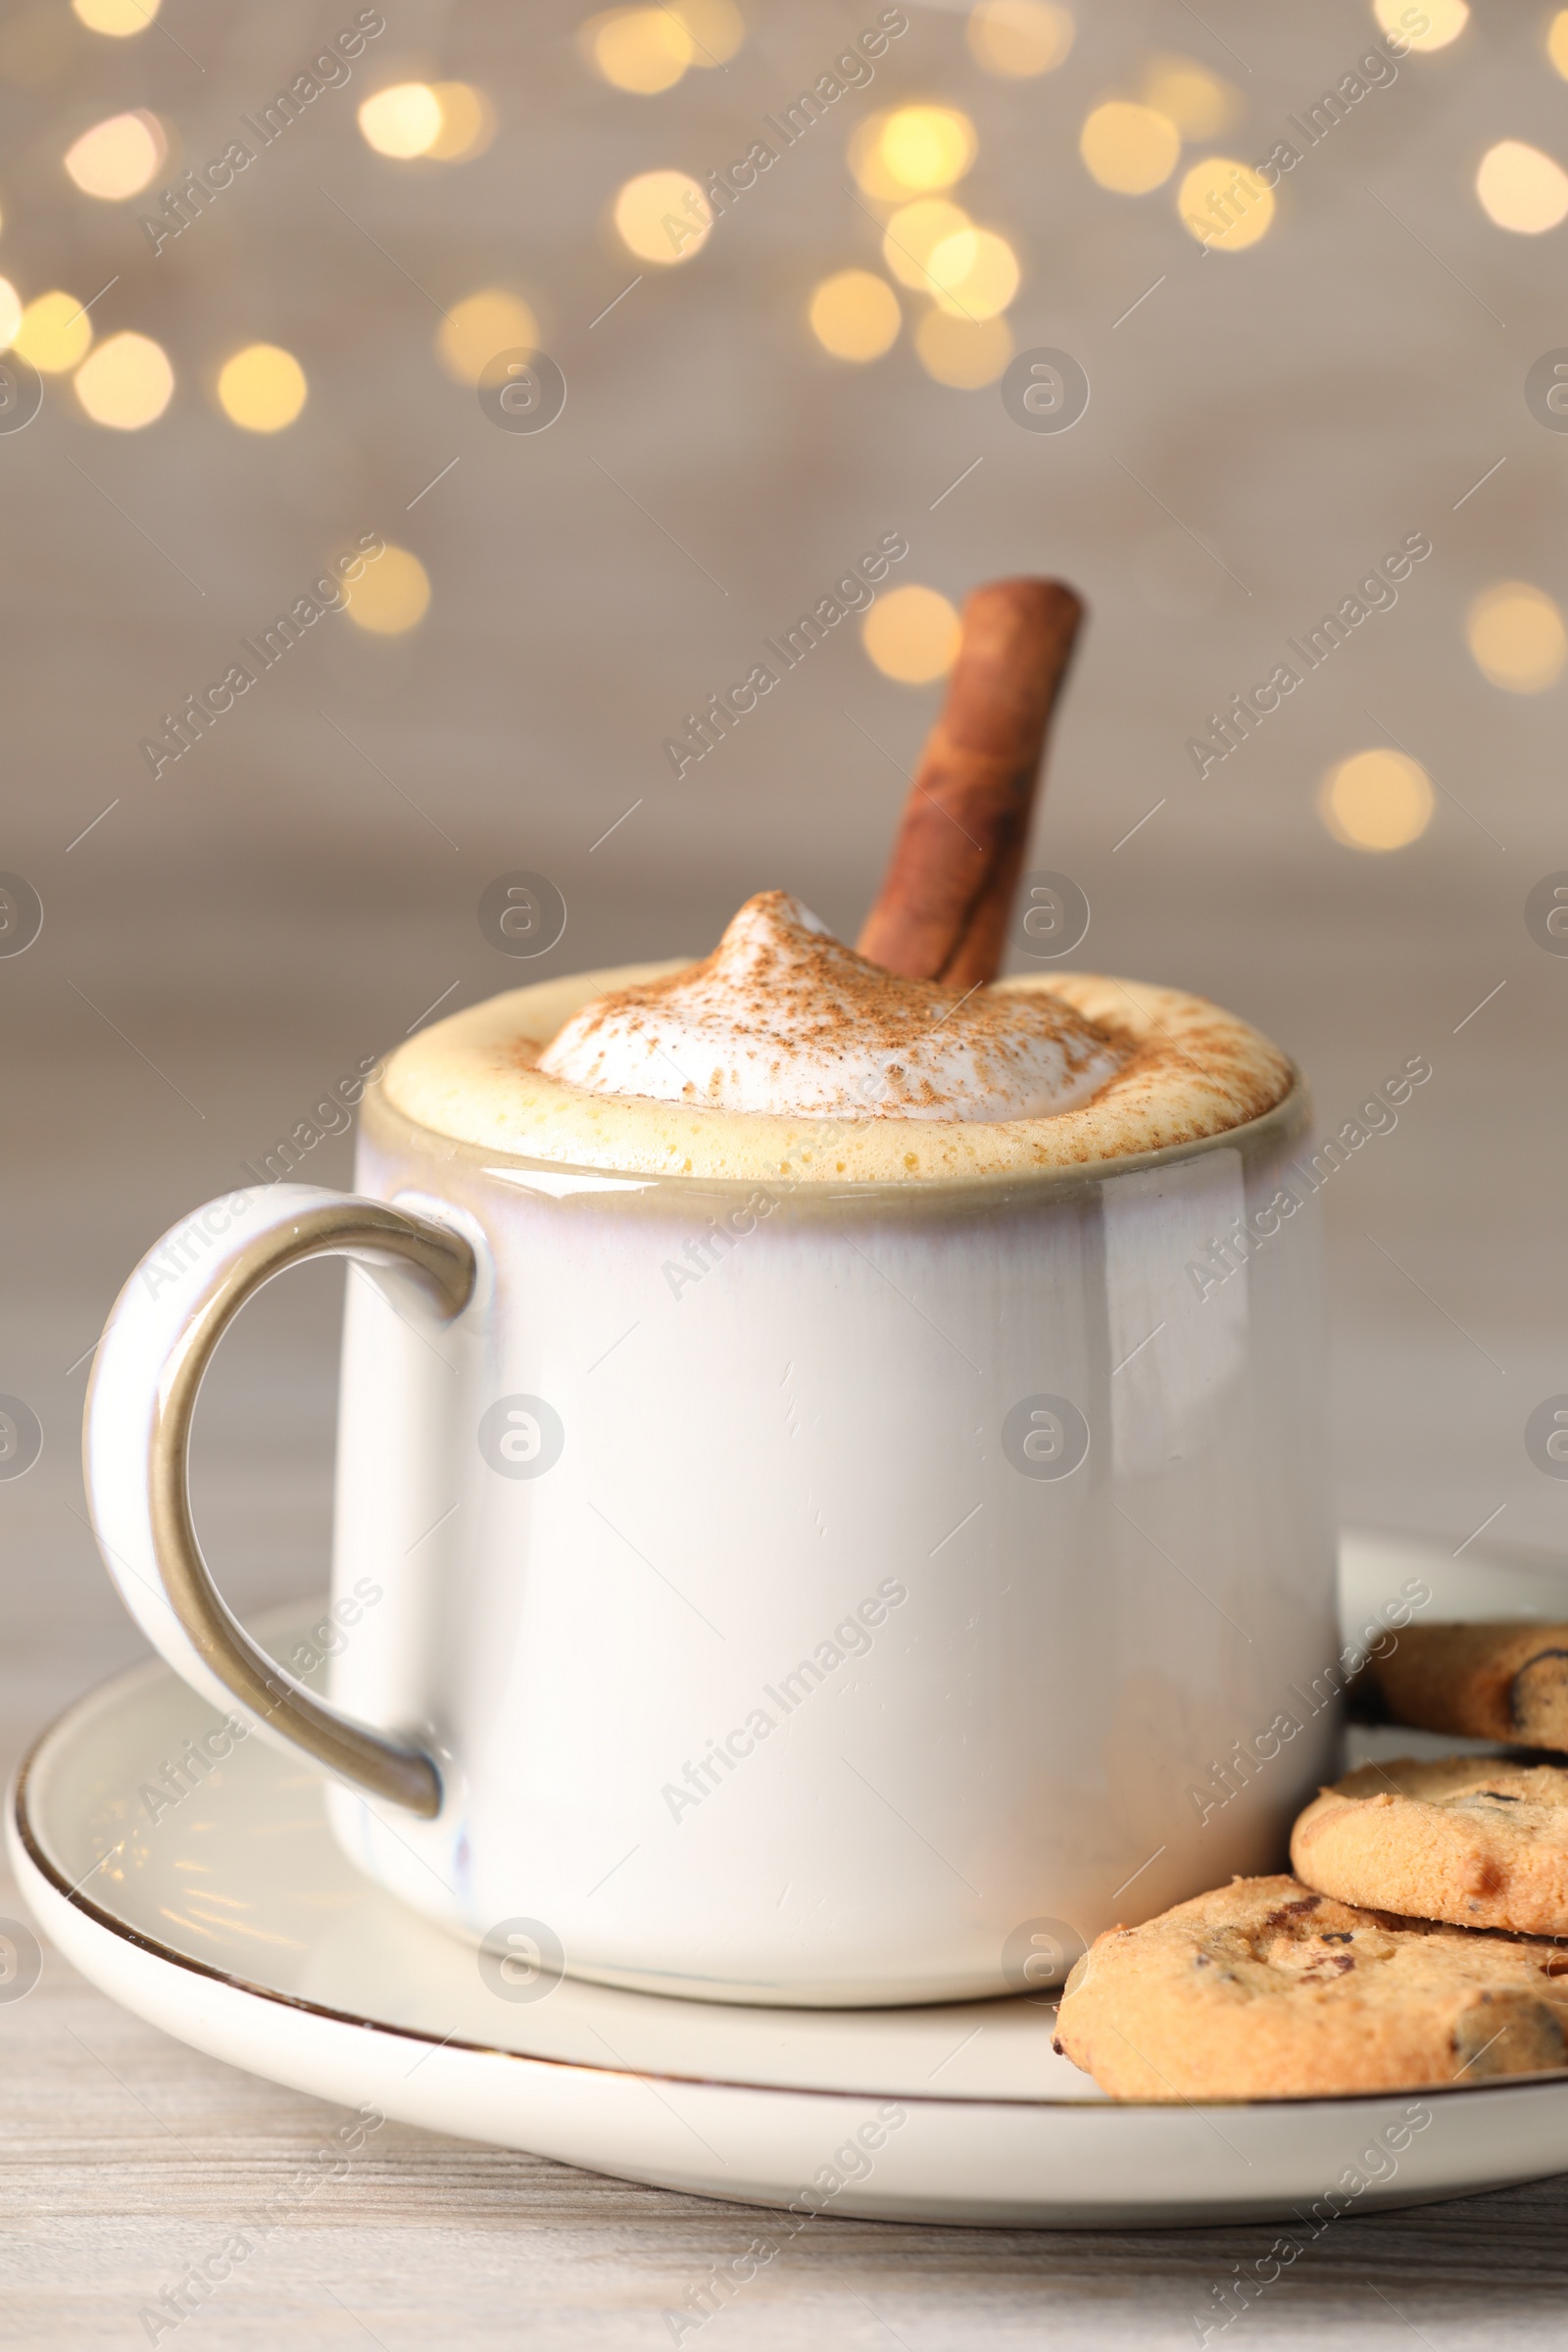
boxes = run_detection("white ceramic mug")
[86,974,1339,2007]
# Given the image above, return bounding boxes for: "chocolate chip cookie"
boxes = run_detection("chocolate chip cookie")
[1356,1620,1568,1751]
[1053,1874,1568,2099]
[1292,1754,1568,1936]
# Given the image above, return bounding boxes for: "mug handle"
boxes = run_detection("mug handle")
[84,1184,475,1819]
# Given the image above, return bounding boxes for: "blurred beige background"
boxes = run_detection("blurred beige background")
[5,0,1568,2337]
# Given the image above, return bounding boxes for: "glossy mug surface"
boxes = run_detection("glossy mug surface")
[86,974,1339,2008]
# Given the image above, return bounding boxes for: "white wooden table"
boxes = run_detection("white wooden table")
[6,1907,1568,2350]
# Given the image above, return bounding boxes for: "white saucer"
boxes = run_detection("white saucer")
[14,1528,1568,2229]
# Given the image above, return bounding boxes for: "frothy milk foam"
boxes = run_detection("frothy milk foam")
[387,888,1293,1175]
[540,892,1125,1121]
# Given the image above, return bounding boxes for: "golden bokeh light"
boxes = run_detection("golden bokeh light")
[1373,0,1467,49]
[862,585,961,684]
[965,0,1074,78]
[425,83,495,161]
[880,106,977,193]
[358,83,443,159]
[1178,157,1275,250]
[1475,140,1568,233]
[13,290,92,373]
[847,119,898,202]
[64,109,166,199]
[1465,582,1567,693]
[345,545,431,636]
[72,0,159,32]
[851,107,976,202]
[1318,751,1434,853]
[1081,102,1181,194]
[583,9,692,93]
[668,0,744,64]
[74,330,172,429]
[613,170,711,264]
[1550,10,1568,76]
[0,278,20,348]
[436,288,540,384]
[217,343,307,432]
[1141,55,1238,139]
[915,308,1012,388]
[808,270,901,362]
[926,226,1020,318]
[882,198,971,288]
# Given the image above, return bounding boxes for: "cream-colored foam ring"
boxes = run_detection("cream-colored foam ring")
[383,964,1295,1185]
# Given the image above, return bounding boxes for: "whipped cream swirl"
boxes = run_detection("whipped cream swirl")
[537,891,1127,1122]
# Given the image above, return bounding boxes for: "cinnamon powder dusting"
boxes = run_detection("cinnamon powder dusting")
[537,890,1128,1123]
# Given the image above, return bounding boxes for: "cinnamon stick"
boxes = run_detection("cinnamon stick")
[857,577,1084,989]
